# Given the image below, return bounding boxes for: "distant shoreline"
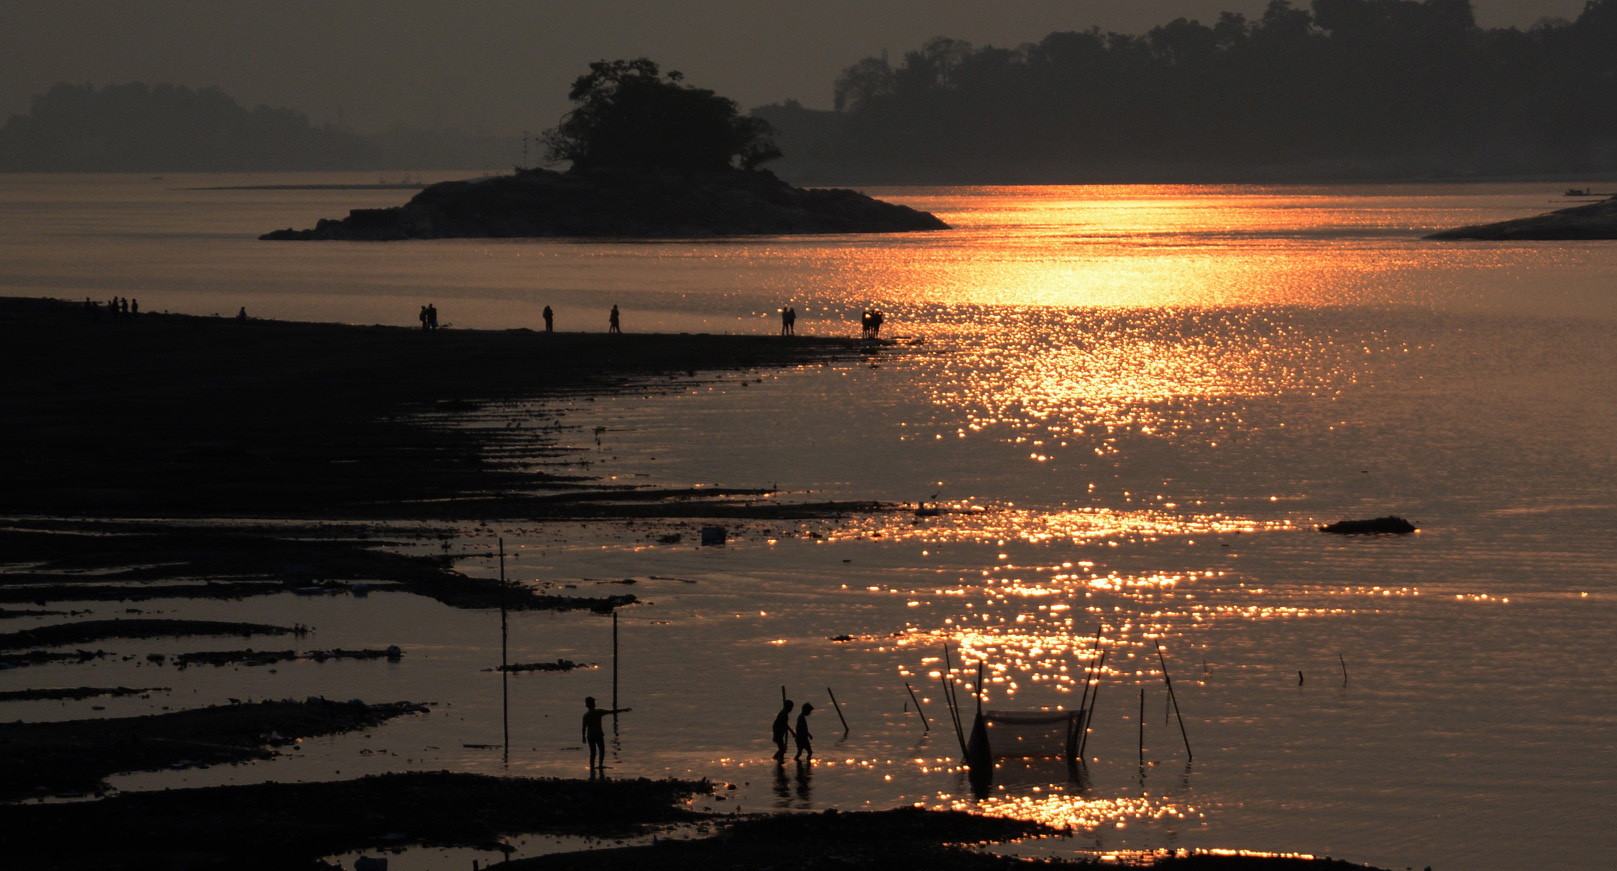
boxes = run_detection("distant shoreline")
[184,182,431,191]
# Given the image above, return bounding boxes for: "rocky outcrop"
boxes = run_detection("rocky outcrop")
[1318,516,1417,535]
[261,167,948,240]
[1426,195,1617,240]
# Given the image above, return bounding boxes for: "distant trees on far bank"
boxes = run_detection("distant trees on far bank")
[757,0,1617,182]
[541,58,780,173]
[0,83,379,172]
[0,82,515,172]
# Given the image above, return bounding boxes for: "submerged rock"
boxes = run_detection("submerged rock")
[1318,516,1417,535]
[261,166,949,240]
[1426,195,1617,240]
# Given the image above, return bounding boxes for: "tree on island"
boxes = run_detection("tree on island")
[541,58,781,172]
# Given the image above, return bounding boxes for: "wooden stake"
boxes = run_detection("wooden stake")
[941,644,966,754]
[1339,653,1348,687]
[905,682,929,731]
[499,537,509,762]
[1078,649,1107,760]
[827,686,850,734]
[1138,686,1146,766]
[1155,641,1193,761]
[611,611,620,716]
[975,662,985,716]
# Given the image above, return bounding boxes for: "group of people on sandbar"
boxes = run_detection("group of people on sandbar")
[418,303,440,331]
[85,296,138,321]
[860,308,885,338]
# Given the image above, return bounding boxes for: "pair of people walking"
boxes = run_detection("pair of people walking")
[771,698,815,762]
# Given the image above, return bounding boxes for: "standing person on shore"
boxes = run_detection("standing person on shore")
[582,696,629,770]
[427,303,439,330]
[419,305,429,331]
[771,698,795,762]
[793,702,815,762]
[781,305,796,336]
[608,305,621,334]
[543,305,554,333]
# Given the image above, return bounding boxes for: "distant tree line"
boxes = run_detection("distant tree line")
[0,82,516,172]
[756,0,1617,182]
[541,58,780,173]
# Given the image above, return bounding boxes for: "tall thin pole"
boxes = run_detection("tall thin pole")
[904,682,929,731]
[1155,641,1193,761]
[1078,649,1107,760]
[827,686,850,735]
[1339,653,1349,687]
[941,645,966,753]
[499,537,509,763]
[612,611,620,714]
[975,662,985,716]
[1138,686,1146,766]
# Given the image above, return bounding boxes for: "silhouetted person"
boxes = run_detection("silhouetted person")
[781,306,796,336]
[119,297,129,316]
[427,303,439,330]
[772,699,795,761]
[793,702,815,761]
[130,298,138,316]
[582,695,628,769]
[543,305,554,333]
[236,306,248,320]
[608,305,621,334]
[419,305,429,331]
[870,309,884,338]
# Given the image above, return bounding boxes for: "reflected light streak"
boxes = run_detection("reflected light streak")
[936,790,1196,834]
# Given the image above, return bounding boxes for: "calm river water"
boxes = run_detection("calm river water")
[2,175,1614,870]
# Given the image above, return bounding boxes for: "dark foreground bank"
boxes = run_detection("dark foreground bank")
[0,296,882,518]
[0,766,1393,871]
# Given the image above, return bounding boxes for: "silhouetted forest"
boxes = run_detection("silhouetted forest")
[757,0,1617,182]
[0,83,514,172]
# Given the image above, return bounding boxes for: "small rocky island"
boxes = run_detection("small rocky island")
[1426,194,1617,240]
[262,59,947,240]
[261,166,947,239]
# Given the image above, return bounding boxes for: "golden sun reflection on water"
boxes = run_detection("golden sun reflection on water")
[936,789,1197,835]
[828,505,1293,546]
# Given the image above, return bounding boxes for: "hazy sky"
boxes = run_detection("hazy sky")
[0,0,1587,135]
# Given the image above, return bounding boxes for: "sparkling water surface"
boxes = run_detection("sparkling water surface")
[1,175,1614,870]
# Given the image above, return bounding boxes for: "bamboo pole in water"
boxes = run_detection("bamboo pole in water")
[827,687,850,734]
[1339,653,1349,687]
[1156,640,1193,761]
[1138,686,1146,766]
[612,611,620,716]
[1078,649,1107,760]
[942,644,966,754]
[499,537,509,763]
[904,682,929,731]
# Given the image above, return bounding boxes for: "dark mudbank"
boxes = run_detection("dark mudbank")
[261,167,949,240]
[1319,516,1417,535]
[1427,195,1617,240]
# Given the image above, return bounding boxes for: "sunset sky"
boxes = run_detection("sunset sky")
[0,0,1588,134]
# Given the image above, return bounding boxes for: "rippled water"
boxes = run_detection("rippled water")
[2,176,1614,870]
